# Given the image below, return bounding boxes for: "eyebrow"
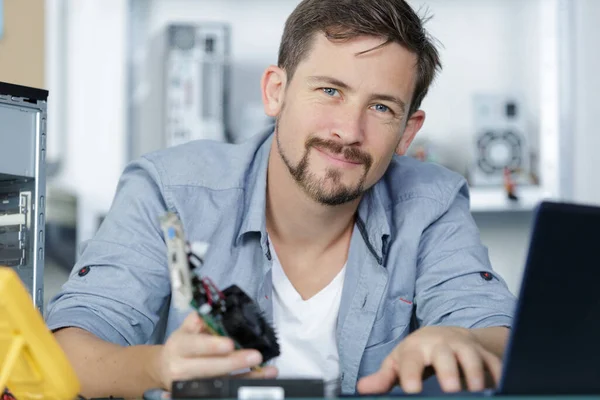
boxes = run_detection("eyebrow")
[307,75,352,91]
[306,75,406,115]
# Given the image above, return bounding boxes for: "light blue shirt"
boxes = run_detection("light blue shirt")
[45,129,517,394]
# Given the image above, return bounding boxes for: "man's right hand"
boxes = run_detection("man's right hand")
[154,311,278,390]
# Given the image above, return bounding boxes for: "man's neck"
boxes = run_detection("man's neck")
[265,141,360,257]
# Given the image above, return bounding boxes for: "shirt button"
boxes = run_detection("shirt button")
[480,271,493,281]
[78,266,91,277]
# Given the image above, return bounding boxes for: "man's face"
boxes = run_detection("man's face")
[264,33,424,206]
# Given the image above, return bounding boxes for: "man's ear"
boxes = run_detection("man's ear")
[396,110,425,156]
[261,65,287,118]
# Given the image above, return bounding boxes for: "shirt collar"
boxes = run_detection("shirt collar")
[236,129,273,253]
[236,130,391,264]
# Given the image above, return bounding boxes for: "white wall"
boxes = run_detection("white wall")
[45,0,64,166]
[50,0,128,243]
[573,0,600,205]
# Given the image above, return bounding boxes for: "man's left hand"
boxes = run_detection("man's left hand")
[356,326,503,394]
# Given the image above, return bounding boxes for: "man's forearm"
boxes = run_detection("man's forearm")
[469,326,511,359]
[54,327,163,399]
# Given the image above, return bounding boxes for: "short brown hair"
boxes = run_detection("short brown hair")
[278,0,442,116]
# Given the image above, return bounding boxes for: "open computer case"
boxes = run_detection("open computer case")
[0,80,48,314]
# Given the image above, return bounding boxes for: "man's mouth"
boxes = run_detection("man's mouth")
[314,147,363,166]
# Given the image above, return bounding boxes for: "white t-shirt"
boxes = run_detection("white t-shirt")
[268,240,346,382]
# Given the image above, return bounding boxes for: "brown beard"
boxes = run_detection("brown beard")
[275,118,373,206]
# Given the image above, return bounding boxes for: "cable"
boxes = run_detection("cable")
[201,278,213,305]
[205,276,225,300]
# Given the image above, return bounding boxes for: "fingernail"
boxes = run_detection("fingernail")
[403,381,420,393]
[247,351,262,365]
[264,368,278,378]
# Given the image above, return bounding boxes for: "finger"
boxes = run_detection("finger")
[171,349,264,381]
[453,344,485,392]
[479,349,502,388]
[356,357,398,394]
[174,332,235,357]
[180,312,205,334]
[396,349,427,393]
[430,344,461,392]
[235,366,279,379]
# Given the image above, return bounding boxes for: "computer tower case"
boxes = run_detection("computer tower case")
[130,22,231,161]
[470,93,532,186]
[0,81,48,314]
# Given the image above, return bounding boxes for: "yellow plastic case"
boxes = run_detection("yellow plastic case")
[0,267,80,399]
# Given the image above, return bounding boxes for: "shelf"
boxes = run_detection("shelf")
[469,185,551,213]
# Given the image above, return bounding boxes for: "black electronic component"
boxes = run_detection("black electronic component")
[220,285,280,362]
[160,213,280,364]
[171,377,326,399]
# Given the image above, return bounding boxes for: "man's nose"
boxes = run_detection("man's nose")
[329,106,365,145]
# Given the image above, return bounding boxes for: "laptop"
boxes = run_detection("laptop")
[492,200,600,395]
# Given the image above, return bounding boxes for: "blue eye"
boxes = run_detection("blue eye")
[374,104,390,113]
[322,88,338,96]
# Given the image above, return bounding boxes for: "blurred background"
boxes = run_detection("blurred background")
[1,0,598,314]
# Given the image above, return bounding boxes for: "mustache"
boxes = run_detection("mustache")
[305,137,372,167]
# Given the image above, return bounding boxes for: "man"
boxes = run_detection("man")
[46,0,517,398]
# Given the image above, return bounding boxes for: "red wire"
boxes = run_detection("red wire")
[205,276,225,300]
[201,278,213,305]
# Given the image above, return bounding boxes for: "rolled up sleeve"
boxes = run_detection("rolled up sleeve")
[414,181,517,329]
[45,156,172,346]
